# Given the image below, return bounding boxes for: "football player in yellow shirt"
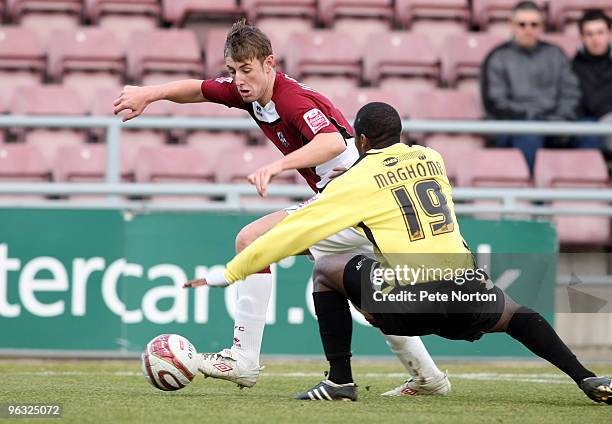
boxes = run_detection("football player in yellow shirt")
[185,102,611,404]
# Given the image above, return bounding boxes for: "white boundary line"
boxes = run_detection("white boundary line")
[1,371,572,384]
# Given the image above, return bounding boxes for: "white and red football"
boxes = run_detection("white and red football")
[141,334,198,391]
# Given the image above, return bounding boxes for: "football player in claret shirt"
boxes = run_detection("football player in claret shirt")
[185,102,612,404]
[113,19,450,397]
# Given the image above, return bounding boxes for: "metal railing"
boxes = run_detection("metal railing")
[0,116,611,213]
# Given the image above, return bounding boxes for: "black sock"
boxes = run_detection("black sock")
[506,307,596,385]
[313,291,353,384]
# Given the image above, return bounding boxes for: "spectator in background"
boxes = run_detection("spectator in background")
[572,9,612,151]
[480,1,580,172]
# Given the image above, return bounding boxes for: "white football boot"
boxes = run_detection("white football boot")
[196,348,263,388]
[382,372,451,396]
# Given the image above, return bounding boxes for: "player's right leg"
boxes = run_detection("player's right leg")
[196,210,288,388]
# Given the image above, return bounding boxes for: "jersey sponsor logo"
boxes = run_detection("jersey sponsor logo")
[303,108,330,134]
[277,131,289,148]
[383,157,399,167]
[214,76,233,84]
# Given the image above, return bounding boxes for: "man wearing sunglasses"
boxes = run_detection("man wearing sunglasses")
[481,1,580,172]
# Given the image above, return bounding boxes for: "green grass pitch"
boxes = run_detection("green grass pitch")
[1,359,610,423]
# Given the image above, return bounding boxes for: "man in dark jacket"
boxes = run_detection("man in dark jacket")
[480,1,580,172]
[572,9,612,150]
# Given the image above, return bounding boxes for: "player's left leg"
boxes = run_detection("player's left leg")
[487,293,611,404]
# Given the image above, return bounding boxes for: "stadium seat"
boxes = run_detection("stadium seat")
[318,0,394,47]
[126,29,204,85]
[243,0,317,48]
[534,149,610,246]
[441,33,505,93]
[0,26,45,100]
[90,86,170,154]
[284,31,362,96]
[456,148,530,187]
[406,89,484,148]
[169,101,249,154]
[330,88,405,118]
[405,88,482,120]
[10,84,88,164]
[423,139,484,185]
[134,145,214,183]
[163,0,242,26]
[395,0,471,48]
[52,144,134,182]
[85,0,161,45]
[135,144,216,202]
[6,0,82,40]
[540,33,581,58]
[362,32,440,91]
[549,0,612,34]
[0,144,49,181]
[471,0,547,34]
[216,145,296,184]
[47,28,125,102]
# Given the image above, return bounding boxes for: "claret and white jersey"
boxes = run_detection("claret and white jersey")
[201,72,359,191]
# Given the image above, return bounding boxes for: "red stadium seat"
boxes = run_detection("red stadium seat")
[540,33,581,58]
[456,148,530,187]
[472,0,547,34]
[216,145,296,184]
[0,27,45,100]
[169,101,249,154]
[534,149,608,188]
[126,29,204,84]
[85,0,161,45]
[162,0,242,26]
[10,85,88,164]
[318,0,394,47]
[47,27,125,102]
[284,30,361,95]
[90,86,170,152]
[6,0,82,39]
[134,145,214,182]
[243,0,316,46]
[0,144,49,182]
[405,89,482,120]
[549,0,612,33]
[330,88,404,118]
[52,144,134,182]
[363,32,440,88]
[534,149,610,246]
[423,139,484,184]
[441,33,505,91]
[395,0,471,48]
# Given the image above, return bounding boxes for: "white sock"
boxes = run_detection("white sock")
[230,272,273,366]
[384,334,444,380]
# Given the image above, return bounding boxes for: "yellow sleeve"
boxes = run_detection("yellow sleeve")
[223,173,369,283]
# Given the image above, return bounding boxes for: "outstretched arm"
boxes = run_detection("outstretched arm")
[113,79,206,121]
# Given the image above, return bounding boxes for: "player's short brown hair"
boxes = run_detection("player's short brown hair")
[224,19,273,63]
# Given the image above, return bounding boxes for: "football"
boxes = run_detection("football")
[141,334,198,391]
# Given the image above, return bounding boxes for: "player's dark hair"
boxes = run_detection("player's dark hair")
[578,9,612,33]
[354,102,402,148]
[224,19,273,63]
[512,1,542,14]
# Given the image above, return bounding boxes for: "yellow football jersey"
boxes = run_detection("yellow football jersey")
[224,143,475,284]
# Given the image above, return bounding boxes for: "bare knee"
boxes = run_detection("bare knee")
[313,257,335,292]
[235,225,258,253]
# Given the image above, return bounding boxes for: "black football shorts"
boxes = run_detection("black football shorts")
[342,255,505,342]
